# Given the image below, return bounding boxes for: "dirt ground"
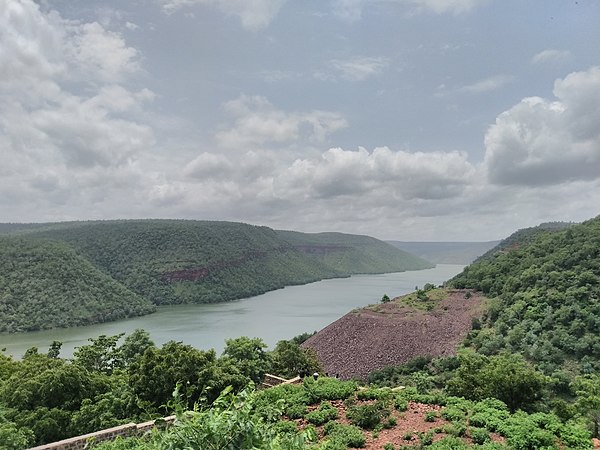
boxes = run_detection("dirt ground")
[302,289,484,380]
[296,399,504,449]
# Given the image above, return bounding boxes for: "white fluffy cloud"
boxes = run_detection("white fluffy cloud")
[0,0,155,216]
[159,0,286,30]
[332,0,488,21]
[484,67,600,186]
[275,146,475,201]
[215,95,348,149]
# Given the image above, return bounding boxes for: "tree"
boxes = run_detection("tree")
[222,337,271,384]
[119,329,155,366]
[446,352,546,412]
[128,341,218,409]
[73,334,124,374]
[573,374,600,438]
[381,294,391,303]
[271,340,321,379]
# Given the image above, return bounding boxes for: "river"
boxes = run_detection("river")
[0,264,464,358]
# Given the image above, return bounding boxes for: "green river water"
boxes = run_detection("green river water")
[0,264,463,358]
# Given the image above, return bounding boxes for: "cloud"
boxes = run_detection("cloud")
[459,74,514,94]
[0,0,155,213]
[484,66,600,186]
[531,49,571,65]
[327,56,390,81]
[332,0,488,21]
[275,146,475,201]
[215,95,348,149]
[159,0,286,30]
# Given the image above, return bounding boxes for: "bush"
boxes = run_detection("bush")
[425,411,438,422]
[285,404,307,419]
[306,401,339,426]
[347,401,390,430]
[356,387,392,401]
[428,436,469,450]
[305,378,357,403]
[470,427,490,444]
[395,398,408,412]
[383,443,395,450]
[323,422,366,448]
[441,406,465,422]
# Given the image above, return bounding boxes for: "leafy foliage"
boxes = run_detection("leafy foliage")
[1,220,430,331]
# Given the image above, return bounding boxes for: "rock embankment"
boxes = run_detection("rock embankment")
[302,289,483,380]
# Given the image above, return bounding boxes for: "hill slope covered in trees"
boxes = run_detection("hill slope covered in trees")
[0,220,431,332]
[0,237,155,333]
[450,216,600,375]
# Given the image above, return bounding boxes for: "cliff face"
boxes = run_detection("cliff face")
[302,289,484,380]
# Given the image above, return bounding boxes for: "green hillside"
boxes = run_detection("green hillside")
[0,237,155,332]
[450,215,600,374]
[473,221,572,263]
[0,220,430,331]
[277,230,433,273]
[387,240,499,264]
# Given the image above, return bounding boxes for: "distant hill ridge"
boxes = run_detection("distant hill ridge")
[0,220,432,332]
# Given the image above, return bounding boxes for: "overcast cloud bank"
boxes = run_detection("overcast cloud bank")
[1,0,599,240]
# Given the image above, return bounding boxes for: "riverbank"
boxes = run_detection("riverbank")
[0,265,464,359]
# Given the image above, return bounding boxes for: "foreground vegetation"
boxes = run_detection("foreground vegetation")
[0,331,321,448]
[0,220,431,332]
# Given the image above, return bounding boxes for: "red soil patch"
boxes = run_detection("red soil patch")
[295,399,505,449]
[302,289,484,380]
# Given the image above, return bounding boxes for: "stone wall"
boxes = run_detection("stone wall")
[28,416,175,450]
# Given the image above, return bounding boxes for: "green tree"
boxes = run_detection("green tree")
[447,352,546,411]
[119,329,155,366]
[271,340,321,379]
[73,334,125,374]
[573,374,600,438]
[222,337,271,384]
[128,341,218,409]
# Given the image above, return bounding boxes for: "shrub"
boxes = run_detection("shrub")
[383,416,397,429]
[285,403,307,419]
[383,443,395,450]
[395,398,409,412]
[428,436,469,450]
[470,427,490,444]
[347,401,390,430]
[425,411,438,422]
[306,401,339,426]
[305,378,357,403]
[356,387,392,401]
[323,422,366,448]
[418,430,434,446]
[441,406,465,422]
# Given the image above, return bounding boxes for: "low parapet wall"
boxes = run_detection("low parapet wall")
[28,416,176,450]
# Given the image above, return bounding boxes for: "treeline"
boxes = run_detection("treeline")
[0,220,431,332]
[0,330,320,447]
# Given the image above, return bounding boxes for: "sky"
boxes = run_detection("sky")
[1,0,599,241]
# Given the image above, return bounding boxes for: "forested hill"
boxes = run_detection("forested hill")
[387,240,499,264]
[276,230,433,273]
[450,215,600,374]
[0,237,155,333]
[0,220,430,331]
[473,221,572,263]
